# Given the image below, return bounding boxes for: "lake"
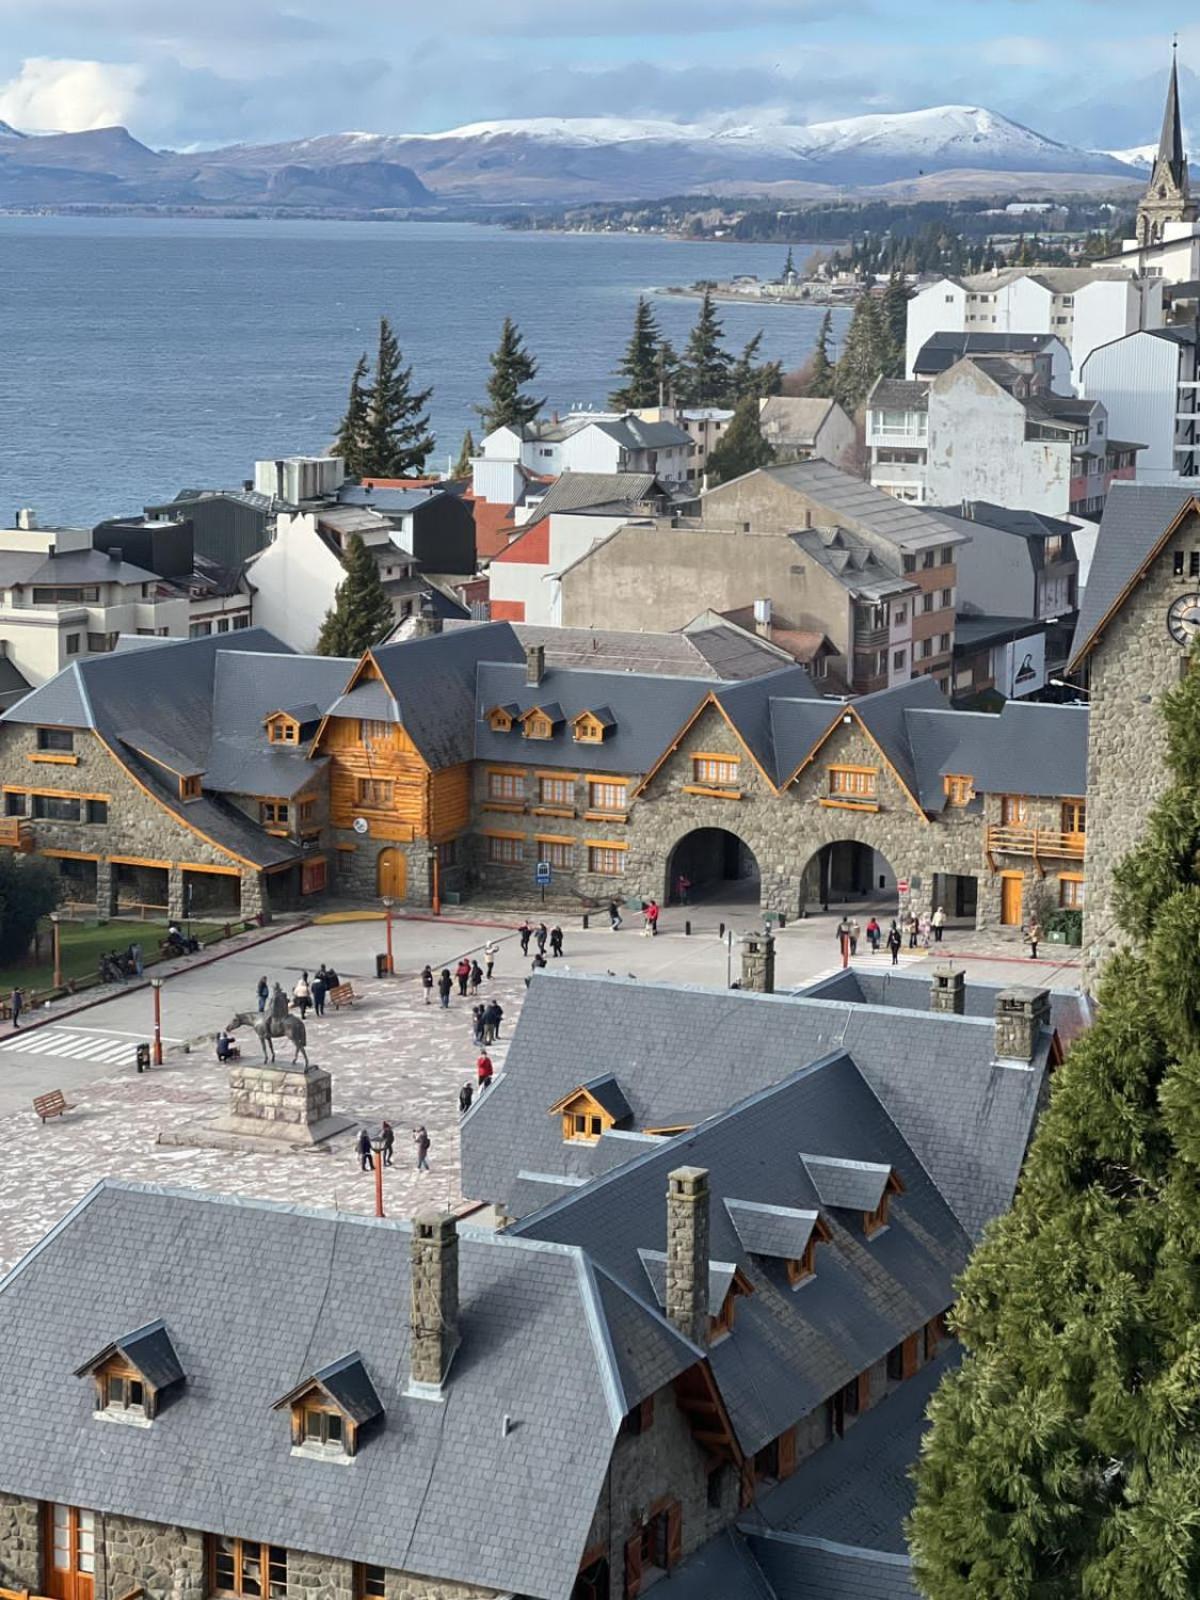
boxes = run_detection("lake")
[0,217,848,526]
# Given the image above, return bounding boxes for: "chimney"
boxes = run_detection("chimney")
[408,1211,460,1394]
[525,643,545,686]
[740,929,775,994]
[15,508,37,531]
[994,987,1051,1061]
[666,1167,710,1346]
[753,596,772,639]
[108,546,122,564]
[930,966,966,1015]
[410,599,443,639]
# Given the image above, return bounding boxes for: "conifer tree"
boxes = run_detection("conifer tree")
[656,337,681,401]
[833,293,888,413]
[453,428,476,479]
[360,317,434,478]
[705,396,774,486]
[806,311,836,398]
[609,297,664,410]
[479,316,543,433]
[679,289,733,405]
[911,655,1200,1599]
[880,272,912,378]
[333,352,371,478]
[730,331,783,403]
[315,533,395,657]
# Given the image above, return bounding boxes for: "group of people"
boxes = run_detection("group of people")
[836,907,948,960]
[256,964,340,1020]
[470,999,505,1044]
[517,921,565,960]
[356,1121,431,1172]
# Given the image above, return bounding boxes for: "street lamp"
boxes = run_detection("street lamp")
[370,1131,386,1217]
[49,911,62,990]
[427,849,442,917]
[150,977,163,1066]
[381,895,394,975]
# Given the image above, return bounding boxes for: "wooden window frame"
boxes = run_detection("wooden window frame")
[587,842,627,875]
[266,718,299,745]
[828,764,878,799]
[1059,873,1085,908]
[522,713,553,741]
[943,773,974,806]
[487,707,514,732]
[485,832,525,865]
[179,774,202,801]
[260,799,290,826]
[298,799,316,824]
[691,753,740,788]
[1001,794,1029,825]
[573,714,606,744]
[353,1565,386,1600]
[536,836,575,870]
[36,727,75,753]
[586,777,628,815]
[355,778,394,809]
[1061,799,1086,835]
[359,719,391,745]
[209,1536,289,1599]
[536,775,575,808]
[486,769,524,803]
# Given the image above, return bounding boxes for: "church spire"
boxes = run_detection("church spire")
[1136,44,1196,246]
[1157,41,1187,190]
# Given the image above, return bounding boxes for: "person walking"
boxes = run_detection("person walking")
[485,999,503,1040]
[292,972,311,1019]
[421,964,434,1004]
[414,1125,431,1172]
[518,920,532,957]
[437,967,452,1008]
[469,959,483,995]
[676,873,691,905]
[549,924,563,958]
[848,918,860,956]
[323,963,340,989]
[130,941,143,978]
[455,957,471,997]
[484,940,498,980]
[356,1128,374,1172]
[380,1120,395,1166]
[887,921,902,966]
[866,916,881,954]
[608,898,623,932]
[459,1081,474,1115]
[932,906,946,943]
[646,899,660,937]
[476,1051,494,1091]
[535,922,548,955]
[907,911,920,950]
[311,971,327,1018]
[9,987,22,1030]
[256,976,269,1014]
[1027,920,1042,960]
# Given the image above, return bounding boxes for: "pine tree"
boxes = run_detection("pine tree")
[729,331,783,403]
[453,428,476,479]
[833,294,888,414]
[333,353,371,478]
[705,396,774,486]
[880,272,912,378]
[609,297,664,410]
[679,289,733,405]
[656,338,681,401]
[911,656,1200,1599]
[479,316,543,433]
[806,311,836,398]
[359,317,434,478]
[315,533,395,657]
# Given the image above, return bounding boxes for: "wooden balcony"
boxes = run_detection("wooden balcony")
[986,824,1084,873]
[0,818,33,851]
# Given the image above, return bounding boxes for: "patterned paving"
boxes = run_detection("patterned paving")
[0,973,526,1276]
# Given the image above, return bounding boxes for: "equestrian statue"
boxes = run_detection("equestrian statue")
[225,981,308,1067]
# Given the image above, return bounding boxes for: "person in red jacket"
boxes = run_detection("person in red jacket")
[455,957,471,997]
[476,1050,494,1090]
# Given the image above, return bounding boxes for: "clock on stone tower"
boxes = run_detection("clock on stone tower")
[1167,593,1200,647]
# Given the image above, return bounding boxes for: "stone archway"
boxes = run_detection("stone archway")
[800,837,899,914]
[665,827,760,907]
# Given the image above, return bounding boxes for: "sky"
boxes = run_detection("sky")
[0,0,1195,153]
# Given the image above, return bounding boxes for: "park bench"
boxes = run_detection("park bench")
[328,983,357,1010]
[33,1090,72,1123]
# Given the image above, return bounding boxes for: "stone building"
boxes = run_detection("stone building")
[1069,484,1200,972]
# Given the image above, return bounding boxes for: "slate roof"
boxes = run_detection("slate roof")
[461,971,1050,1243]
[866,378,929,412]
[581,1073,632,1123]
[746,1534,918,1600]
[946,700,1087,797]
[273,1352,383,1425]
[790,526,917,599]
[75,1318,185,1392]
[506,619,790,680]
[591,414,693,452]
[1069,483,1200,669]
[912,330,1062,377]
[725,1199,821,1260]
[750,461,967,554]
[800,1155,893,1213]
[116,729,203,779]
[367,622,526,768]
[638,1250,738,1318]
[0,1180,697,1600]
[514,1057,970,1456]
[941,501,1078,541]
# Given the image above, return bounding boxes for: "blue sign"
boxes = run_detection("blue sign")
[535,860,552,886]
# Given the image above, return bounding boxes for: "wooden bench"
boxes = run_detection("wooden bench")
[33,1090,72,1123]
[328,983,357,1010]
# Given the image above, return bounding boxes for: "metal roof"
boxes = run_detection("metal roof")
[746,461,967,553]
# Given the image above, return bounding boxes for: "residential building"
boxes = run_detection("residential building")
[911,331,1071,391]
[474,411,694,490]
[756,396,858,472]
[633,403,735,481]
[335,485,475,576]
[1079,326,1200,482]
[93,516,254,638]
[865,379,929,503]
[144,487,274,568]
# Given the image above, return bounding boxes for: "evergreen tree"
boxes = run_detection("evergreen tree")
[609,297,664,410]
[729,331,783,403]
[359,317,434,478]
[0,853,60,966]
[833,294,888,413]
[705,396,774,486]
[316,533,395,657]
[880,272,912,378]
[679,290,733,405]
[332,352,371,478]
[911,656,1200,1599]
[479,316,543,433]
[452,428,476,479]
[807,311,836,398]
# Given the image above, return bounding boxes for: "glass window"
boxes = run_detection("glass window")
[355,779,393,808]
[1001,795,1028,825]
[902,555,916,574]
[1175,552,1186,576]
[890,605,907,625]
[944,774,974,806]
[32,794,81,822]
[355,1567,386,1600]
[65,635,81,655]
[5,791,26,816]
[588,779,627,812]
[940,588,953,608]
[921,593,934,613]
[938,633,951,652]
[940,546,955,566]
[211,1538,287,1599]
[537,776,574,807]
[587,845,625,875]
[919,639,933,659]
[893,649,906,670]
[1191,552,1200,579]
[359,720,391,744]
[921,551,936,570]
[692,756,739,787]
[487,770,523,802]
[538,838,574,869]
[37,727,74,752]
[1061,799,1086,835]
[486,834,524,865]
[1059,876,1085,908]
[261,801,290,825]
[829,766,877,798]
[87,799,108,824]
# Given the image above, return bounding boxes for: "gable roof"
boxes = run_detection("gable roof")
[271,1352,384,1425]
[740,461,966,555]
[799,1155,894,1213]
[724,1200,822,1261]
[942,701,1087,797]
[74,1318,184,1390]
[0,1180,695,1600]
[1069,485,1200,669]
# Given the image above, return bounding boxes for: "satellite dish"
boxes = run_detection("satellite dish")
[352,817,369,836]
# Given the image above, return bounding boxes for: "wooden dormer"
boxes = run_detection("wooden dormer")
[786,1214,832,1285]
[864,1169,905,1238]
[800,1153,905,1240]
[272,1352,383,1461]
[74,1318,185,1423]
[519,702,564,741]
[487,703,519,734]
[709,1268,754,1341]
[265,712,302,745]
[548,1073,632,1143]
[571,707,615,745]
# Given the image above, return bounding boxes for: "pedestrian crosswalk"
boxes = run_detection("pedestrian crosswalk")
[801,952,930,986]
[0,1027,152,1066]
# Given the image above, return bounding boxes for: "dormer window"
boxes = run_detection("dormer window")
[267,718,299,744]
[524,713,552,740]
[549,1074,632,1143]
[725,1198,830,1287]
[864,1171,905,1239]
[102,1367,145,1414]
[800,1154,904,1240]
[571,708,615,744]
[74,1318,184,1425]
[272,1352,383,1462]
[487,703,519,733]
[302,1400,345,1450]
[180,774,202,801]
[943,773,974,806]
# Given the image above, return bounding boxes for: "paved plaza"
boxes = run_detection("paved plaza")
[0,901,1083,1275]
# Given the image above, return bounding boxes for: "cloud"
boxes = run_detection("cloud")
[0,56,144,131]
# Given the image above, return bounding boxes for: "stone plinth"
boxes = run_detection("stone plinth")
[160,1061,354,1152]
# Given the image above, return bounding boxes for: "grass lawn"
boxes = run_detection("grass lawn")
[0,919,225,997]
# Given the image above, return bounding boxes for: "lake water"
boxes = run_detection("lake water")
[0,217,848,526]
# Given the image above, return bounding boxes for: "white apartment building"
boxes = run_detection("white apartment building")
[1080,326,1200,482]
[473,412,694,505]
[865,380,930,503]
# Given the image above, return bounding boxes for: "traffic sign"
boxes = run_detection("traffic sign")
[535,860,552,886]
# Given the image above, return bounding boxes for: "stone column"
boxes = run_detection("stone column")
[994,987,1051,1061]
[167,865,185,921]
[740,931,776,993]
[929,966,965,1015]
[239,870,265,922]
[96,858,117,919]
[666,1166,710,1347]
[409,1212,460,1393]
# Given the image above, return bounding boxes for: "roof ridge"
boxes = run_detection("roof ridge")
[573,1252,632,1428]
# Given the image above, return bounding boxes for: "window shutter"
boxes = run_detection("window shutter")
[739,1459,756,1509]
[777,1426,797,1480]
[623,1533,642,1599]
[666,1501,682,1571]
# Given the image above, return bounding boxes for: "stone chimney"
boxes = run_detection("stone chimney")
[410,599,442,639]
[525,643,545,687]
[994,987,1052,1061]
[930,966,966,1015]
[666,1167,710,1346]
[740,930,775,994]
[409,1211,460,1393]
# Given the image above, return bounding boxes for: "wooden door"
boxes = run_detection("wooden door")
[1001,874,1023,926]
[45,1504,95,1600]
[376,848,406,900]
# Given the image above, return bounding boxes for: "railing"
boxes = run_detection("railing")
[987,825,1085,860]
[0,818,33,851]
[868,423,927,441]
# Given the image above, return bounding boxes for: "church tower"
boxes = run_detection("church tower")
[1137,47,1197,246]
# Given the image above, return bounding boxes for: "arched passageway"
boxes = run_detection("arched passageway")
[801,839,896,912]
[666,827,760,906]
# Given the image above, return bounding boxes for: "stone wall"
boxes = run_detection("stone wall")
[332,831,434,907]
[1083,507,1200,978]
[0,1491,40,1590]
[228,1064,331,1126]
[977,792,1085,933]
[96,1511,206,1600]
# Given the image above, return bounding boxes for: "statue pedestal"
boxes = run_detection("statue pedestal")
[160,1061,355,1153]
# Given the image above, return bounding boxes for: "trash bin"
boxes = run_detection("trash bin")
[375,952,391,978]
[135,1043,151,1073]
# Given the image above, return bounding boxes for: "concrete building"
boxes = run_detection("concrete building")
[475,412,694,493]
[632,404,735,482]
[756,397,858,472]
[1079,326,1200,483]
[865,380,930,503]
[911,331,1071,392]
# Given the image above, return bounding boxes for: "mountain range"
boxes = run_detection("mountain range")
[0,104,1147,211]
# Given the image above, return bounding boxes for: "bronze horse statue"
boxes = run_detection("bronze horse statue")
[225,1009,309,1068]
